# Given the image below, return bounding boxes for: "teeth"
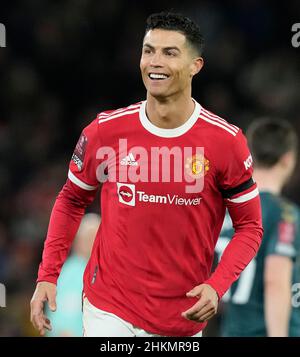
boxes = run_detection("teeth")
[149,73,168,79]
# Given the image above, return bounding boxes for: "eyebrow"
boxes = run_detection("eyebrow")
[143,43,181,52]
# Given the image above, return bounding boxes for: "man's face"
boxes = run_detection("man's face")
[140,29,203,99]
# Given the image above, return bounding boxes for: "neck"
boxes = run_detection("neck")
[145,92,195,129]
[254,167,285,195]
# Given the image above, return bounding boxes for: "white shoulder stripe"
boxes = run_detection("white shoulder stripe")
[200,115,237,136]
[201,110,239,133]
[68,170,98,190]
[98,103,141,118]
[227,187,259,203]
[98,108,140,124]
[203,111,239,132]
[202,109,239,131]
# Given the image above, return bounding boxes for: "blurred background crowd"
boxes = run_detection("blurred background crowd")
[0,0,299,336]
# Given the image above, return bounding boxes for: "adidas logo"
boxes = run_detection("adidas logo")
[120,152,138,166]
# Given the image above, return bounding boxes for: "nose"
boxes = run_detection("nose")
[150,52,163,67]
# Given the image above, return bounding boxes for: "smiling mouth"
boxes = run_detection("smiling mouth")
[148,73,170,80]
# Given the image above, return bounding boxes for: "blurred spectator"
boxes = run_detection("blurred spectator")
[46,213,100,337]
[217,118,300,337]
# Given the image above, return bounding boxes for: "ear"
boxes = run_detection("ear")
[280,151,297,171]
[190,57,204,77]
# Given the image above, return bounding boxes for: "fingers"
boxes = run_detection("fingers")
[43,318,52,332]
[38,322,51,336]
[186,304,216,322]
[30,308,52,335]
[30,291,54,335]
[46,288,57,312]
[181,298,210,319]
[186,285,204,298]
[30,299,44,330]
[182,298,217,322]
[182,289,210,317]
[193,309,216,322]
[38,317,52,335]
[45,285,56,312]
[182,284,219,323]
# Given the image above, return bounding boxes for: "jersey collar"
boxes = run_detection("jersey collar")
[139,99,201,138]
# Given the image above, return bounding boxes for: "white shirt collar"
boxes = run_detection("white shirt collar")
[139,99,201,138]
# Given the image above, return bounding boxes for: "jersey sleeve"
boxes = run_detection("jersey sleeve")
[37,118,102,284]
[218,129,258,205]
[265,202,299,259]
[68,118,100,191]
[206,130,263,298]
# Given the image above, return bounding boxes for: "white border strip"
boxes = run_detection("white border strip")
[68,170,98,191]
[228,187,259,203]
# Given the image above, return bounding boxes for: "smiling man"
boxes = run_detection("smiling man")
[30,12,263,337]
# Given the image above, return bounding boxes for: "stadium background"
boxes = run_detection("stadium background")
[0,0,299,336]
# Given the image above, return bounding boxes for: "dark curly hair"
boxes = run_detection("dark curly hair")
[145,11,204,56]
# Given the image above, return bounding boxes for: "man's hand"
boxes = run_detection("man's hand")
[181,283,219,322]
[30,282,57,336]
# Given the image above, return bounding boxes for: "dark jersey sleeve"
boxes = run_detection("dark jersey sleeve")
[265,201,299,260]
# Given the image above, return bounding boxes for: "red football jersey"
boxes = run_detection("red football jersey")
[39,99,262,336]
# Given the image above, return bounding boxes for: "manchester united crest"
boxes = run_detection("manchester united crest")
[185,154,210,179]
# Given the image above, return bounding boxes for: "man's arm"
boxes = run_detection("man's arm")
[206,130,263,299]
[205,193,263,298]
[30,179,98,335]
[264,255,293,337]
[182,129,263,323]
[182,194,263,323]
[37,179,97,284]
[263,201,299,337]
[31,118,101,335]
